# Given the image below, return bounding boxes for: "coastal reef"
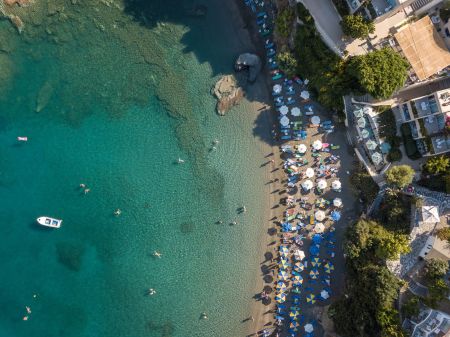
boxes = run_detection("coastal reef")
[213,75,244,115]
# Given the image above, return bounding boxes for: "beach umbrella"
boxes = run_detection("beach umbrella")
[289,310,300,318]
[290,321,299,329]
[331,210,341,222]
[312,140,322,150]
[280,259,291,269]
[292,275,303,284]
[314,222,325,233]
[306,294,316,304]
[278,270,289,281]
[305,167,314,178]
[363,106,373,115]
[321,289,330,299]
[311,116,320,125]
[366,139,378,150]
[280,116,290,126]
[305,323,314,333]
[279,246,289,254]
[280,105,289,115]
[325,261,335,271]
[331,180,341,190]
[297,144,307,154]
[309,245,320,256]
[300,90,310,100]
[273,84,282,94]
[357,117,366,128]
[310,268,319,277]
[311,257,321,267]
[291,107,301,116]
[275,292,287,303]
[276,282,287,291]
[302,180,313,191]
[361,128,370,139]
[333,198,342,207]
[353,108,364,118]
[312,234,322,244]
[371,152,382,165]
[294,249,305,261]
[317,179,327,189]
[294,262,305,271]
[315,210,326,221]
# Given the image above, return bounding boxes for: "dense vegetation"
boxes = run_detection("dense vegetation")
[400,123,422,160]
[377,190,412,233]
[376,106,402,162]
[276,50,298,78]
[349,162,380,206]
[341,15,375,39]
[423,259,450,308]
[275,7,296,38]
[332,0,350,17]
[330,219,409,336]
[385,165,415,189]
[418,155,450,193]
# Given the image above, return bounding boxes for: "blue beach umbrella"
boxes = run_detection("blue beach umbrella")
[276,282,287,291]
[289,310,300,318]
[311,257,321,267]
[309,245,320,256]
[306,294,316,304]
[279,270,289,281]
[292,275,303,284]
[331,210,341,222]
[275,292,287,303]
[290,321,299,329]
[312,234,322,244]
[275,315,285,321]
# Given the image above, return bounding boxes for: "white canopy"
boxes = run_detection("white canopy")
[297,144,307,154]
[280,116,290,126]
[302,180,313,190]
[357,118,366,128]
[371,152,382,165]
[304,324,314,333]
[315,210,326,221]
[421,206,440,223]
[294,249,305,261]
[321,290,330,299]
[331,180,341,190]
[305,167,314,178]
[300,90,310,100]
[291,107,301,116]
[312,140,323,150]
[311,116,320,125]
[315,222,325,233]
[361,129,370,139]
[333,198,343,207]
[279,105,289,115]
[366,139,377,150]
[353,108,364,118]
[273,84,282,94]
[317,179,327,189]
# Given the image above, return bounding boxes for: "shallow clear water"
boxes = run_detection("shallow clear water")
[0,1,270,336]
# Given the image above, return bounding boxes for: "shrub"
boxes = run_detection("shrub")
[332,0,350,17]
[341,15,375,39]
[424,155,450,175]
[401,296,420,319]
[276,50,298,78]
[425,258,449,280]
[275,7,296,38]
[387,148,402,162]
[436,228,450,241]
[296,2,314,25]
[385,165,415,188]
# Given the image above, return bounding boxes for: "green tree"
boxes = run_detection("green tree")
[424,155,450,175]
[347,48,409,99]
[425,258,449,280]
[276,50,298,77]
[385,165,415,188]
[427,279,449,307]
[436,227,450,241]
[275,7,295,38]
[341,15,375,39]
[401,296,420,318]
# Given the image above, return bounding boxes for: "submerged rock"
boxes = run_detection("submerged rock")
[36,81,54,112]
[235,53,261,82]
[212,75,244,116]
[9,15,24,33]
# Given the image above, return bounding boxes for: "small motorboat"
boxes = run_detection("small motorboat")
[36,216,62,228]
[17,137,28,141]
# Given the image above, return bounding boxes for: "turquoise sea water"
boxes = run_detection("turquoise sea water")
[0,1,270,336]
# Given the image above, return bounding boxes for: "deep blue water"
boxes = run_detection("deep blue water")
[0,1,270,336]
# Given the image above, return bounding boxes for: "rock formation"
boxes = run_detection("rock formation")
[212,75,243,116]
[235,53,261,82]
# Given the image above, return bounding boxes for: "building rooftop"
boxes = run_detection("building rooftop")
[394,16,450,81]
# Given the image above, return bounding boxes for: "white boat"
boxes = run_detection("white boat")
[36,216,62,228]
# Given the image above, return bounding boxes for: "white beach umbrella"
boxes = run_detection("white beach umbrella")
[302,180,313,190]
[353,108,364,118]
[294,249,305,261]
[363,106,373,115]
[297,144,307,154]
[279,105,289,115]
[317,179,327,189]
[273,84,282,94]
[371,152,383,165]
[315,222,325,233]
[300,90,310,100]
[304,79,309,85]
[361,129,370,139]
[291,107,301,116]
[305,167,314,178]
[311,116,320,125]
[333,198,343,207]
[321,290,330,299]
[305,324,314,333]
[331,180,342,190]
[315,210,326,221]
[280,116,290,127]
[357,117,366,128]
[366,139,378,150]
[312,140,323,150]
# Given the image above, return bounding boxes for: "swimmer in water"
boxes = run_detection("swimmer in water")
[114,209,121,216]
[84,188,90,194]
[153,251,162,258]
[148,288,156,296]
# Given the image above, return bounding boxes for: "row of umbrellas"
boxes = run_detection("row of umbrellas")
[274,84,310,101]
[301,179,342,191]
[279,105,301,117]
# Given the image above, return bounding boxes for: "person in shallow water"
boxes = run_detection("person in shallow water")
[153,251,162,258]
[114,209,121,216]
[148,288,156,296]
[200,312,208,320]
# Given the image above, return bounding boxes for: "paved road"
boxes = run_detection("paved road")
[300,0,345,55]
